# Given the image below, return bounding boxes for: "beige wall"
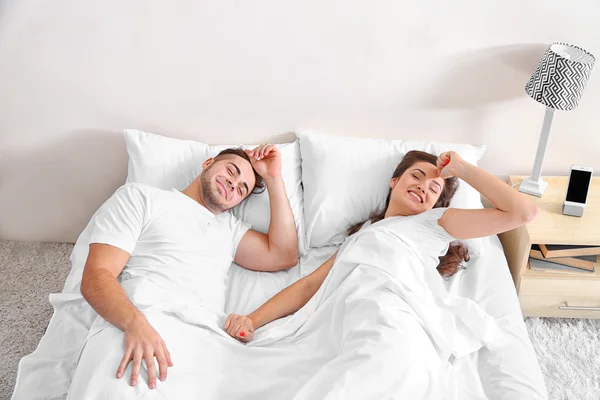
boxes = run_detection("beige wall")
[1,1,599,242]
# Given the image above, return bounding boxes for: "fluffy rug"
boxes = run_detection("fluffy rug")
[525,317,600,400]
[1,239,599,399]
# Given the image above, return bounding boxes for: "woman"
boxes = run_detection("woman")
[224,150,537,342]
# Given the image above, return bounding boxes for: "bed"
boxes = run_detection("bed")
[11,130,548,399]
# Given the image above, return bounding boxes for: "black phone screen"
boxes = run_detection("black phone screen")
[566,169,592,203]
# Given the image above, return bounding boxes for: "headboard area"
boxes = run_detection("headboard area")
[1,1,599,242]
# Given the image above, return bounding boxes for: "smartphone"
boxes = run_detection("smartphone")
[562,165,594,217]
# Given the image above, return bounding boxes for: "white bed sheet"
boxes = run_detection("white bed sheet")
[225,236,548,400]
[12,228,548,400]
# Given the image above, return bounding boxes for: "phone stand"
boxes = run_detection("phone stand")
[562,202,585,217]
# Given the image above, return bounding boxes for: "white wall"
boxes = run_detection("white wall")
[1,0,599,242]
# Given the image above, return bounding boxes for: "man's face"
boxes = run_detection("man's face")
[200,155,257,213]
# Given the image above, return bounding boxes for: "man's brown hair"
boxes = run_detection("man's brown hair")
[214,148,266,195]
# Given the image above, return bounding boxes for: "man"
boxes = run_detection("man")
[78,143,298,392]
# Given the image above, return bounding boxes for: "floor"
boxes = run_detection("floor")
[1,240,72,400]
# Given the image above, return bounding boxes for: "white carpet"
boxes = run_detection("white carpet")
[525,317,600,400]
[2,240,600,399]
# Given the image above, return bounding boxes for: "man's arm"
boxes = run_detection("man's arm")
[81,243,173,388]
[235,145,299,271]
[81,244,139,330]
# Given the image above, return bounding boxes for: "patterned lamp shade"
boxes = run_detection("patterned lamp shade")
[525,43,595,111]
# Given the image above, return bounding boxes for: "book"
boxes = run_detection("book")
[530,245,598,272]
[529,257,595,275]
[538,244,600,259]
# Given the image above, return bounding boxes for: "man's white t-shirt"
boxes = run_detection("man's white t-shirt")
[88,183,250,313]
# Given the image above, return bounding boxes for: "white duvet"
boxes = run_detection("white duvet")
[14,213,510,400]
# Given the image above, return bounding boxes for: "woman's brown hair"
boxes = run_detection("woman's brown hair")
[347,150,470,278]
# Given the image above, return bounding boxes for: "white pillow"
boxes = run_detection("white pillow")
[297,131,487,256]
[124,129,308,256]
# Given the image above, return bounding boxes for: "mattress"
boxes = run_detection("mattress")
[12,231,548,399]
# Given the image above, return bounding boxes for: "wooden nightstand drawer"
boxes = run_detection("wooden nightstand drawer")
[520,273,600,298]
[519,272,600,318]
[520,295,600,318]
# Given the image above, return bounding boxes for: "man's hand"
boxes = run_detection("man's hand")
[224,313,255,342]
[245,144,281,178]
[116,315,174,389]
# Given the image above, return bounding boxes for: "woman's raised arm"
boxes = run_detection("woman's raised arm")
[437,151,538,240]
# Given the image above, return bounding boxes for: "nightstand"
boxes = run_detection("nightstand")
[498,176,600,318]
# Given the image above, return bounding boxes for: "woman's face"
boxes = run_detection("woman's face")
[389,161,445,215]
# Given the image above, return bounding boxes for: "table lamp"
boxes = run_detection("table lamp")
[519,43,595,197]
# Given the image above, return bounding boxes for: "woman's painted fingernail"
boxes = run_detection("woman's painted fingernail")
[239,331,245,337]
[444,159,450,165]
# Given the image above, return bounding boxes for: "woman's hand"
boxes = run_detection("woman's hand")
[224,314,255,343]
[436,151,466,179]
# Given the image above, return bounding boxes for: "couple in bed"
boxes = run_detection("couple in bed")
[78,142,537,392]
